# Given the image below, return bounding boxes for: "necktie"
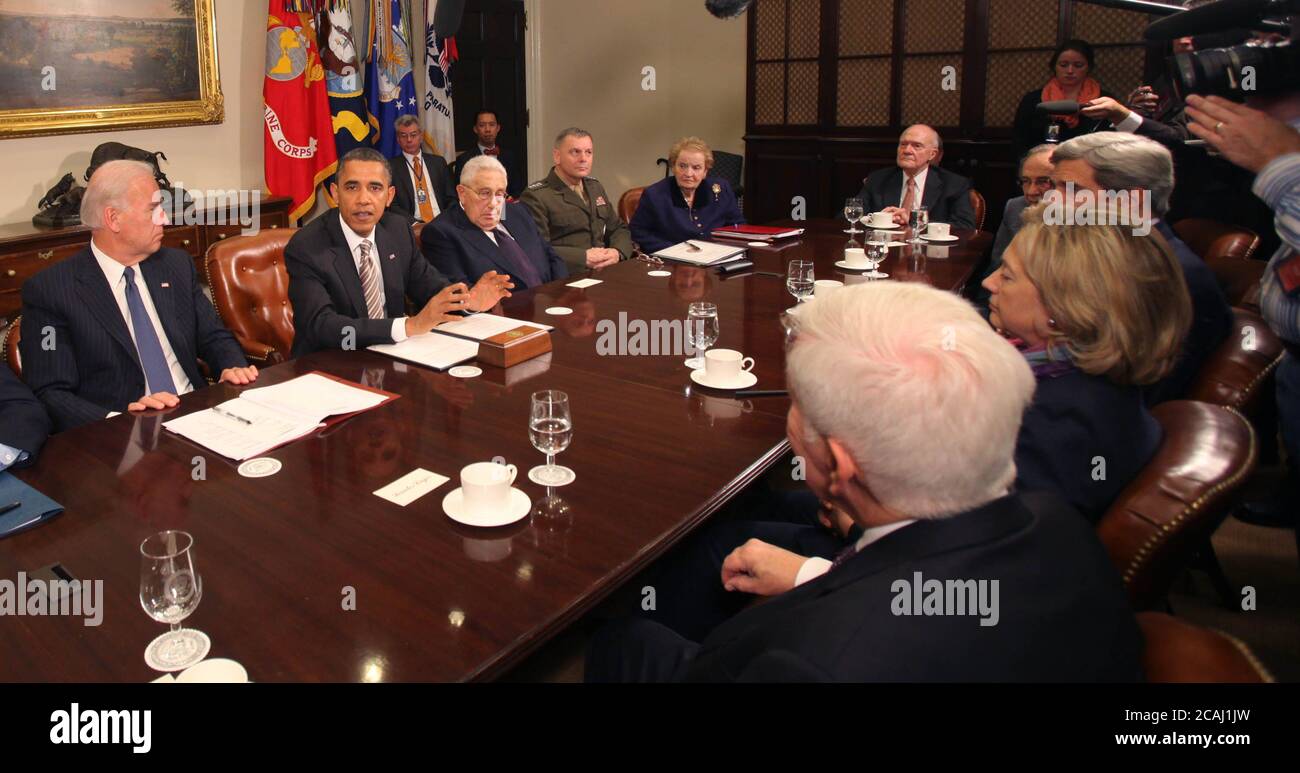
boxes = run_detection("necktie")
[357,240,385,319]
[412,156,436,222]
[901,175,918,212]
[482,146,500,157]
[494,227,543,288]
[122,266,177,395]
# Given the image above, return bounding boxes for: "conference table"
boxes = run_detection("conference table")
[1,219,990,682]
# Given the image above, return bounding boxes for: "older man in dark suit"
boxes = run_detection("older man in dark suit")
[0,363,49,470]
[421,155,567,290]
[286,148,515,358]
[20,160,256,431]
[587,282,1142,682]
[388,115,455,224]
[858,124,977,230]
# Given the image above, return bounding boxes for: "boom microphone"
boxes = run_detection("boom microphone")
[1143,0,1294,39]
[432,0,466,37]
[705,0,755,19]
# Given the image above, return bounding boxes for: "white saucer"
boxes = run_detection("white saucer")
[920,234,959,242]
[647,270,672,277]
[835,260,874,271]
[442,487,532,527]
[862,224,904,233]
[545,306,573,316]
[690,368,758,391]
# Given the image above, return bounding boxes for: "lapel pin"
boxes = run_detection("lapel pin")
[388,253,396,260]
[712,183,721,202]
[160,282,170,288]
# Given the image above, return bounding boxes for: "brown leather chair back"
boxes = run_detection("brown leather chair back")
[1187,307,1284,418]
[412,220,427,245]
[1097,400,1256,610]
[1172,218,1264,308]
[618,187,645,224]
[1138,612,1272,682]
[968,189,986,232]
[205,229,298,364]
[2,315,20,378]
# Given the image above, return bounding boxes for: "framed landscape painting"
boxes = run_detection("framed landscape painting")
[0,0,223,139]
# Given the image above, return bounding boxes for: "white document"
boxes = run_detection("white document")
[434,313,554,342]
[240,372,387,418]
[373,468,450,506]
[565,278,603,289]
[652,240,746,266]
[368,332,480,371]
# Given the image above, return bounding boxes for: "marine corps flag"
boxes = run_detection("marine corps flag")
[317,0,371,198]
[365,0,419,158]
[264,0,338,222]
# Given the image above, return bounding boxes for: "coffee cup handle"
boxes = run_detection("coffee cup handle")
[741,357,755,372]
[505,464,517,485]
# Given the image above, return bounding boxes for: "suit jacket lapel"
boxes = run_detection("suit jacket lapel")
[72,251,141,369]
[372,221,407,316]
[920,167,943,211]
[325,215,369,317]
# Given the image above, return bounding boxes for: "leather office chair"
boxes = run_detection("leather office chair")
[412,220,427,245]
[968,189,987,232]
[1187,307,1284,420]
[1096,400,1256,610]
[619,187,646,225]
[1138,612,1272,682]
[1,315,21,378]
[1172,218,1264,309]
[205,229,298,365]
[712,150,745,207]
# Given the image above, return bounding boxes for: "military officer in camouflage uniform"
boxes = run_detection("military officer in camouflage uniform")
[521,128,633,274]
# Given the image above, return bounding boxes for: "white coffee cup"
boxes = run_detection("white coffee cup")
[866,211,895,229]
[927,222,951,238]
[175,658,249,683]
[814,279,843,297]
[461,461,517,514]
[704,348,755,383]
[843,247,868,267]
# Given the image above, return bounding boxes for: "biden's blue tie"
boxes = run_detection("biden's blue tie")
[123,266,177,395]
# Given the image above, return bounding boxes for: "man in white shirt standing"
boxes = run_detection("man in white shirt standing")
[20,160,257,431]
[387,115,454,224]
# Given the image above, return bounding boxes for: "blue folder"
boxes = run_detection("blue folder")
[0,472,64,539]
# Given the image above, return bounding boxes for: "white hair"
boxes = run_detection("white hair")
[1051,132,1174,217]
[787,282,1036,519]
[460,154,508,186]
[80,160,156,229]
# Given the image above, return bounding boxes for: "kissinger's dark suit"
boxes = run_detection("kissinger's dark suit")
[857,164,977,231]
[421,202,567,290]
[0,363,50,466]
[586,492,1143,682]
[286,209,454,357]
[20,247,246,431]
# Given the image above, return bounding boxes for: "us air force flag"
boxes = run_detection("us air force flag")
[364,0,418,158]
[318,0,370,197]
[422,1,458,164]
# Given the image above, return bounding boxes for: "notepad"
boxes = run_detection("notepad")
[368,332,481,371]
[652,240,747,266]
[163,373,393,460]
[0,472,64,539]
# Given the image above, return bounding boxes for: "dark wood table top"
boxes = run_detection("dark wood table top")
[2,219,987,682]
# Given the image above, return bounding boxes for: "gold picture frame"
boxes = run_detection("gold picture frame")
[0,0,223,140]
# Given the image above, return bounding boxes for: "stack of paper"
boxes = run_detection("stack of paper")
[163,373,389,460]
[652,240,747,266]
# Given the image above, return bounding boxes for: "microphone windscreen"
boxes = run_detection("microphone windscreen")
[705,0,755,19]
[433,0,466,37]
[1143,0,1268,40]
[1037,100,1081,114]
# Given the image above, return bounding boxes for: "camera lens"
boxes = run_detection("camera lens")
[1169,43,1300,100]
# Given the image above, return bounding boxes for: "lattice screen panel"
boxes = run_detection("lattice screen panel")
[754,0,787,60]
[788,0,821,58]
[755,62,786,124]
[1092,46,1147,101]
[1072,2,1151,45]
[837,58,892,126]
[903,0,966,52]
[902,56,962,126]
[838,0,894,56]
[985,50,1048,127]
[988,0,1059,50]
[788,61,820,124]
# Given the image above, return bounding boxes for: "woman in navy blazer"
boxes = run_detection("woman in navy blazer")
[630,137,744,254]
[983,202,1192,522]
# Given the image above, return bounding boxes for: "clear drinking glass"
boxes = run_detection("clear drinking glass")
[843,198,864,234]
[786,260,815,311]
[140,530,207,671]
[865,231,890,279]
[684,301,720,369]
[909,206,929,242]
[528,390,575,486]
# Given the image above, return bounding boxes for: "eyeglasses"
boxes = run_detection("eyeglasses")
[468,188,507,202]
[1017,177,1054,188]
